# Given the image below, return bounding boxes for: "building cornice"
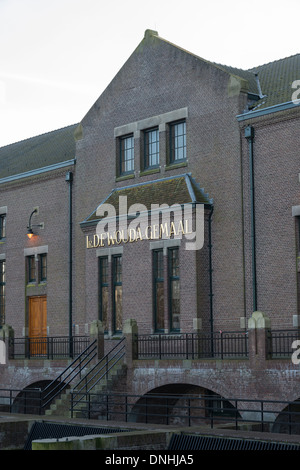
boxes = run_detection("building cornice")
[0,159,76,185]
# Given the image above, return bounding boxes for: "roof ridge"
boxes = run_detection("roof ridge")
[155,32,252,81]
[0,123,78,150]
[248,52,300,72]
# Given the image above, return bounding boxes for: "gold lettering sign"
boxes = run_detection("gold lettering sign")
[86,219,193,249]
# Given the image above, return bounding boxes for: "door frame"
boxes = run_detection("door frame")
[28,295,47,356]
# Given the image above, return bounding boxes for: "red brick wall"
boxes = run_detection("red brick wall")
[240,108,300,327]
[74,32,248,333]
[0,167,74,337]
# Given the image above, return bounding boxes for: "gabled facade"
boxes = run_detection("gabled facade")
[0,30,300,412]
[73,29,253,337]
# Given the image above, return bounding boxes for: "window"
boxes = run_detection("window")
[99,256,109,332]
[112,255,122,333]
[120,134,134,175]
[27,255,36,283]
[144,128,159,169]
[0,260,5,325]
[153,249,164,331]
[168,247,180,331]
[39,254,47,282]
[152,244,181,332]
[169,120,186,163]
[0,215,6,240]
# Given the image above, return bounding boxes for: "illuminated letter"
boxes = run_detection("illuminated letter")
[86,236,93,249]
[144,226,152,239]
[152,224,159,239]
[136,227,143,241]
[107,232,115,246]
[177,220,185,237]
[129,228,136,242]
[93,234,100,248]
[169,221,177,237]
[159,222,169,239]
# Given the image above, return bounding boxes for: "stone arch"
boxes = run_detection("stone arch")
[272,399,300,435]
[127,383,240,426]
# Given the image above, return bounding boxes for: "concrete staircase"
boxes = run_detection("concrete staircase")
[44,361,127,419]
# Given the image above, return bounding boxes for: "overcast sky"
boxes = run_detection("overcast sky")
[0,0,299,148]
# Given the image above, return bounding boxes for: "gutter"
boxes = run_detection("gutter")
[245,126,257,312]
[237,100,299,122]
[208,205,214,351]
[66,171,73,358]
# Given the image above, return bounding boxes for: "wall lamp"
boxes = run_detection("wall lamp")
[27,208,44,239]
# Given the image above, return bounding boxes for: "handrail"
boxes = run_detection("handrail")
[137,331,248,360]
[41,339,97,410]
[9,335,90,360]
[68,391,300,436]
[71,338,125,411]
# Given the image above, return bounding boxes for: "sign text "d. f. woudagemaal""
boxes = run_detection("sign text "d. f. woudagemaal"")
[86,219,193,248]
[86,198,205,251]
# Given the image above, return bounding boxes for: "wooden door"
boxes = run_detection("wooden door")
[29,296,47,356]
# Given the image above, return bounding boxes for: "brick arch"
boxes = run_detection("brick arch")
[272,399,300,435]
[126,382,240,426]
[11,380,53,414]
[1,361,71,393]
[11,378,70,415]
[128,366,236,400]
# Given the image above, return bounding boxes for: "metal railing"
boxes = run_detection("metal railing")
[2,384,300,437]
[68,391,300,436]
[267,329,300,358]
[40,339,98,411]
[71,338,125,414]
[136,331,248,360]
[8,336,90,360]
[0,387,42,415]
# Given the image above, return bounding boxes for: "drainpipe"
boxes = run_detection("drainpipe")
[208,204,214,353]
[66,171,73,357]
[245,126,257,312]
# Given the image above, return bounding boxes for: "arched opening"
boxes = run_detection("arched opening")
[11,380,68,415]
[272,400,300,435]
[127,384,240,426]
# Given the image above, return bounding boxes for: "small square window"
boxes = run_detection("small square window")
[169,120,186,163]
[144,128,159,169]
[119,134,134,175]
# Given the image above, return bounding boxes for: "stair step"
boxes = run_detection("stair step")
[44,350,126,418]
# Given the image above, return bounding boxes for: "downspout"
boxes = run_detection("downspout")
[66,171,73,357]
[245,126,257,312]
[208,204,214,353]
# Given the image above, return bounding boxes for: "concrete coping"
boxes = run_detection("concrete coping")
[32,429,171,451]
[248,311,271,329]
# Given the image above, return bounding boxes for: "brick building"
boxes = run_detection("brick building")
[0,30,300,426]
